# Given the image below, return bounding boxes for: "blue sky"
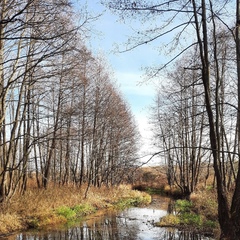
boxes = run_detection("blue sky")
[80,1,237,166]
[84,0,162,164]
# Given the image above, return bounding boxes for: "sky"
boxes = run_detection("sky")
[83,1,163,165]
[77,1,237,167]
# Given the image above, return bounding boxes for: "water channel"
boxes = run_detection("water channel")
[9,195,215,240]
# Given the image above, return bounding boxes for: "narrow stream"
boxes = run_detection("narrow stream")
[11,195,215,240]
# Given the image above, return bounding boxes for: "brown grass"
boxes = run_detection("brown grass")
[133,166,168,190]
[0,213,24,234]
[0,183,150,235]
[190,190,218,222]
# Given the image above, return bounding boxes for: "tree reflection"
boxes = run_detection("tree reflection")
[163,230,212,240]
[15,208,213,240]
[15,224,212,240]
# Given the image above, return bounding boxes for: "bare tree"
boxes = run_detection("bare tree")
[0,0,84,201]
[103,0,240,238]
[151,51,208,197]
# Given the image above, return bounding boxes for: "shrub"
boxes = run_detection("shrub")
[116,198,137,209]
[115,193,151,209]
[163,184,171,194]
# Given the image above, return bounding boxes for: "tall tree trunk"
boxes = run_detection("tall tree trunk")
[0,0,6,203]
[228,0,240,238]
[192,0,232,237]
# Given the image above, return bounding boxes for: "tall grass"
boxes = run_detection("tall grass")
[0,184,151,235]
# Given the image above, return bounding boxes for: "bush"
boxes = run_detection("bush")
[116,198,138,209]
[190,191,218,221]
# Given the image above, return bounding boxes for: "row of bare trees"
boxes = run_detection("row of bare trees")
[151,52,209,197]
[152,29,237,195]
[103,0,240,238]
[0,0,140,203]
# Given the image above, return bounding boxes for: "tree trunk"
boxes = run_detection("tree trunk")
[192,0,233,237]
[227,0,240,239]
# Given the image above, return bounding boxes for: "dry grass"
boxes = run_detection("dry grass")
[133,166,168,191]
[0,213,24,234]
[190,190,218,222]
[0,183,150,235]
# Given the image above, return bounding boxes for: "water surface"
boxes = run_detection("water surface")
[12,195,215,240]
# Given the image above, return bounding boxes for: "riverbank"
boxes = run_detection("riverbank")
[0,184,151,236]
[133,167,220,238]
[156,189,220,238]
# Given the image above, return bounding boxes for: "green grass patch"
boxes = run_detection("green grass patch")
[56,206,76,220]
[203,219,218,229]
[116,197,140,209]
[72,204,96,216]
[159,212,203,228]
[180,212,203,226]
[145,187,164,195]
[56,204,96,221]
[115,194,151,209]
[158,199,218,232]
[175,199,192,213]
[206,185,214,191]
[157,214,180,227]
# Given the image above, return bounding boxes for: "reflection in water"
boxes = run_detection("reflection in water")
[14,196,214,240]
[15,227,212,240]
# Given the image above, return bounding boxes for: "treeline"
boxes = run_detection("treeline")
[0,0,139,202]
[151,15,236,196]
[102,0,240,237]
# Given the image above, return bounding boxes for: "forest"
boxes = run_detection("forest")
[1,0,240,239]
[103,0,240,239]
[0,0,139,202]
